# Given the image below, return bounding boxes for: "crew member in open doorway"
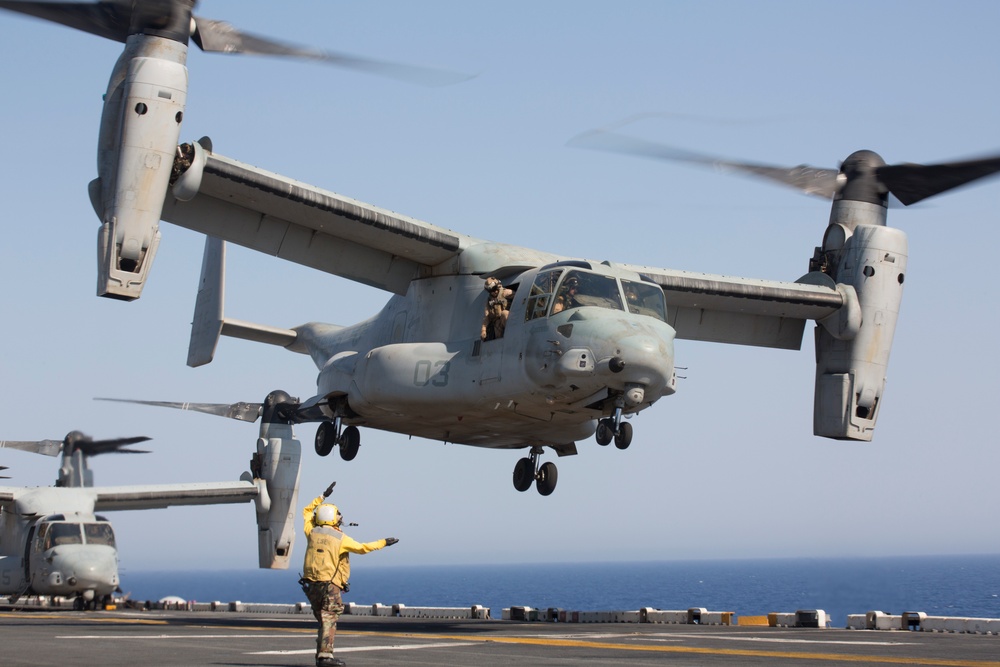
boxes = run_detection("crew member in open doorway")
[481,277,514,340]
[299,482,399,667]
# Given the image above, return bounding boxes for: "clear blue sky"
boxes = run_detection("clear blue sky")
[1,1,998,573]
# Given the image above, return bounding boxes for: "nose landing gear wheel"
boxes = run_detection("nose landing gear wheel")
[513,457,534,492]
[595,419,614,446]
[536,461,558,496]
[339,425,361,461]
[614,421,633,450]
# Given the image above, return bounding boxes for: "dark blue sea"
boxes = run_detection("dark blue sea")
[122,555,1000,627]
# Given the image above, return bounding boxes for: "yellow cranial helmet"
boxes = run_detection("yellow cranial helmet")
[315,503,341,527]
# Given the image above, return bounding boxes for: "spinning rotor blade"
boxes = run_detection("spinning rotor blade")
[876,156,1000,206]
[0,1,471,86]
[570,129,1000,207]
[568,130,843,199]
[0,0,190,43]
[0,434,150,456]
[73,435,152,456]
[191,17,472,86]
[0,439,64,456]
[0,465,8,479]
[96,397,263,423]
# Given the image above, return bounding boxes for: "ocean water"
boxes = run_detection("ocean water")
[122,554,1000,627]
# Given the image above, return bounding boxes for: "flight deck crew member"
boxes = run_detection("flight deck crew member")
[300,483,398,667]
[481,277,514,340]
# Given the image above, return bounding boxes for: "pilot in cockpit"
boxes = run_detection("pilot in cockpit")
[551,275,580,314]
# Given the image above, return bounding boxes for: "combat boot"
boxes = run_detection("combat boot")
[316,657,346,667]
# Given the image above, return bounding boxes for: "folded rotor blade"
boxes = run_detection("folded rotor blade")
[876,155,1000,206]
[96,397,263,423]
[192,16,472,86]
[0,439,63,456]
[568,130,842,200]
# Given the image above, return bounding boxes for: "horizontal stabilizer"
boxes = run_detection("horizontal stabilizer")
[188,236,298,367]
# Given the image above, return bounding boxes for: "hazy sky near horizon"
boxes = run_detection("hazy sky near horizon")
[1,1,998,574]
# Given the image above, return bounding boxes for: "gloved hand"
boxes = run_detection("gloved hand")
[323,481,336,498]
[384,537,399,547]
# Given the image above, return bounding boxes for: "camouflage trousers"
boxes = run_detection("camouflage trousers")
[302,579,345,658]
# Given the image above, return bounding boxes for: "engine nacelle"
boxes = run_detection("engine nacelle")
[92,35,189,301]
[250,422,301,569]
[814,220,908,440]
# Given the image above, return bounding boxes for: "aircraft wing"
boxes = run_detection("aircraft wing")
[92,481,258,512]
[622,265,846,350]
[161,150,485,295]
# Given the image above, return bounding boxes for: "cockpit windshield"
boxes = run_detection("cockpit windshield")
[621,279,668,322]
[552,271,623,314]
[525,268,666,322]
[84,522,116,547]
[43,523,83,549]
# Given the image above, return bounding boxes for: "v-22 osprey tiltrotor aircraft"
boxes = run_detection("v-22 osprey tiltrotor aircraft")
[0,425,303,606]
[3,1,1000,497]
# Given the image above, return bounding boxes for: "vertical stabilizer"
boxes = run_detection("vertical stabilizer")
[188,237,226,367]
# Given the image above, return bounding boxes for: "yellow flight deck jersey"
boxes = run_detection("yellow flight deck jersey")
[302,495,388,589]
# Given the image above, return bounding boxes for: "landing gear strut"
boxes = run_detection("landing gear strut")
[314,418,361,461]
[512,447,558,496]
[595,401,633,450]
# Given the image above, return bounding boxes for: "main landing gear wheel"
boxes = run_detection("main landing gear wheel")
[536,461,558,496]
[513,457,534,492]
[315,422,336,457]
[339,425,360,461]
[315,421,362,460]
[511,447,559,496]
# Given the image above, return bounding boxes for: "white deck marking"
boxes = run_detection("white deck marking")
[643,633,920,646]
[250,642,475,655]
[59,634,303,640]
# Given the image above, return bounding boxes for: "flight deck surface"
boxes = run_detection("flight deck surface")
[2,608,999,666]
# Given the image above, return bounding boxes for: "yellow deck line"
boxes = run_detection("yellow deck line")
[341,630,1000,667]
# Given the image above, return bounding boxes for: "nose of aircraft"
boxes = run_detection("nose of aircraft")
[58,548,119,593]
[604,332,674,398]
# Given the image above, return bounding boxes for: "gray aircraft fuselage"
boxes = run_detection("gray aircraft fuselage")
[0,490,119,601]
[296,262,677,450]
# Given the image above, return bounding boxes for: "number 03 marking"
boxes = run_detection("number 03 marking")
[414,360,450,387]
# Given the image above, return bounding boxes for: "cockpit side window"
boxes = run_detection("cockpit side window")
[621,279,668,322]
[525,269,562,321]
[83,522,116,547]
[34,523,49,552]
[552,271,623,315]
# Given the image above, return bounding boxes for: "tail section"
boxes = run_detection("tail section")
[188,237,299,367]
